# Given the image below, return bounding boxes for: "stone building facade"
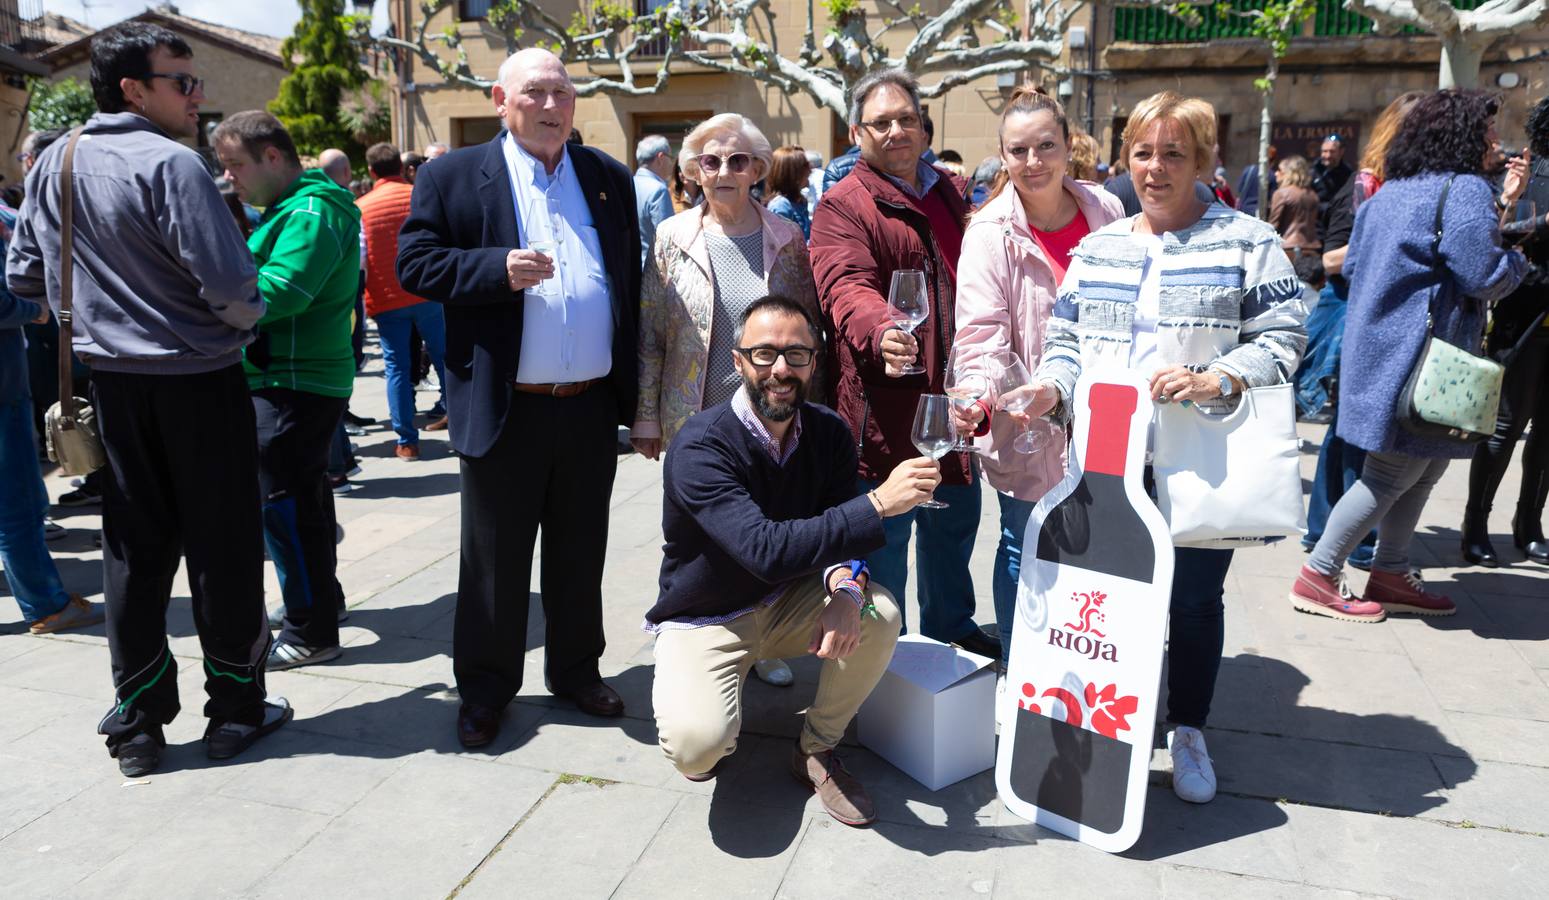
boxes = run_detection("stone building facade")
[390,1,1549,182]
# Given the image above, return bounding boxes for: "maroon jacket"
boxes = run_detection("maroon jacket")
[811,158,973,485]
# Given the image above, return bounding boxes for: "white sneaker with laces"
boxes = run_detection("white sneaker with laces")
[1167,725,1217,804]
[752,658,793,686]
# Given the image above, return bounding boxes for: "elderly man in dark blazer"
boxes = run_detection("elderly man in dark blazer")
[398,48,640,748]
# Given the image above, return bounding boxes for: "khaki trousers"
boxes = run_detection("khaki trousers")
[652,577,901,776]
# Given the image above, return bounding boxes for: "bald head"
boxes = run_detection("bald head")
[318,148,351,188]
[493,49,575,171]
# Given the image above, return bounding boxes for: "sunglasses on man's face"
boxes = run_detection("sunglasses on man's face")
[697,152,752,175]
[146,72,204,97]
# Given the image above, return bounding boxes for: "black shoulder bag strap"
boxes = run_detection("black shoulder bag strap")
[55,126,86,427]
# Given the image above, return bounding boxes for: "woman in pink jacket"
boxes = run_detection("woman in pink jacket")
[953,89,1124,662]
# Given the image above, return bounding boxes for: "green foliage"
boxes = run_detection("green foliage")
[489,0,524,33]
[269,0,367,159]
[27,77,95,131]
[338,80,391,147]
[591,0,634,31]
[824,0,861,24]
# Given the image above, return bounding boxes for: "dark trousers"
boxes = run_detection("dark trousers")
[1468,330,1549,521]
[91,366,268,750]
[253,388,348,649]
[453,384,618,709]
[1166,547,1234,729]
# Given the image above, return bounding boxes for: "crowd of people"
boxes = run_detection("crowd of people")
[0,20,1542,832]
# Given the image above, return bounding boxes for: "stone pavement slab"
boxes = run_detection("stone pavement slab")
[3,356,1547,898]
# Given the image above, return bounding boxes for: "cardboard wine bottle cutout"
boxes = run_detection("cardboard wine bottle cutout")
[995,368,1175,854]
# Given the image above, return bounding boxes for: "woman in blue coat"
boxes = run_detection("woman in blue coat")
[1291,90,1529,621]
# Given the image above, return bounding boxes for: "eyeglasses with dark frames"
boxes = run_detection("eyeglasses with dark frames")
[735,345,815,367]
[697,152,753,175]
[146,72,204,97]
[860,114,921,136]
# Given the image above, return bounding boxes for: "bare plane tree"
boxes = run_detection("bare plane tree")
[1344,0,1549,89]
[379,0,1192,117]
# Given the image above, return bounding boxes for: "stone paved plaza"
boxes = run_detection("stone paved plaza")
[3,354,1548,899]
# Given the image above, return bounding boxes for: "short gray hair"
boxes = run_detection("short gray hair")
[679,113,774,183]
[848,68,921,127]
[972,156,1002,185]
[805,150,823,169]
[636,134,670,166]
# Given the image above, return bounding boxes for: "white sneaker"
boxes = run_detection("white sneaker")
[1167,726,1217,804]
[752,658,793,687]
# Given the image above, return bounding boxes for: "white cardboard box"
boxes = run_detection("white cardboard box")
[857,634,997,791]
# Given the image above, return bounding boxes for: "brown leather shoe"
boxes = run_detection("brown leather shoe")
[457,703,501,748]
[790,745,876,826]
[551,680,624,717]
[29,594,105,635]
[424,416,449,431]
[395,444,420,461]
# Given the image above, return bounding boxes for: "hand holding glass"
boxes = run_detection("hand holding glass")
[887,270,928,376]
[911,394,955,508]
[993,355,1050,455]
[523,198,560,296]
[944,345,990,453]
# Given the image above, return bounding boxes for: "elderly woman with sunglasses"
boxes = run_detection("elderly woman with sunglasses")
[632,113,820,686]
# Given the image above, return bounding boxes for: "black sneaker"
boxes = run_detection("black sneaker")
[953,626,1002,660]
[113,731,163,777]
[205,698,292,760]
[57,485,103,507]
[342,411,375,427]
[267,640,342,671]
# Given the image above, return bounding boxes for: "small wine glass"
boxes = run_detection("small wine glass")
[887,269,929,376]
[993,354,1050,455]
[911,394,955,509]
[944,344,990,453]
[523,196,561,296]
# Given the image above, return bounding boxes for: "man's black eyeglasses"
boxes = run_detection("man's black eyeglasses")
[735,345,815,367]
[147,72,204,97]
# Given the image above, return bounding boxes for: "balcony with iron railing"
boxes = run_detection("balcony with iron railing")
[1111,0,1485,44]
[0,0,45,51]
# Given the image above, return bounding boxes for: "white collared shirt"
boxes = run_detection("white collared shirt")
[502,132,614,384]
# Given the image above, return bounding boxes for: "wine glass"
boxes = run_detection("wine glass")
[993,354,1050,455]
[523,196,561,296]
[944,344,990,453]
[887,269,929,376]
[911,394,955,509]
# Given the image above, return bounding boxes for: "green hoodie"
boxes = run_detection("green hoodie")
[243,169,362,398]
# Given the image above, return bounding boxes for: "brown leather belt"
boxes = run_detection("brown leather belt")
[512,378,599,398]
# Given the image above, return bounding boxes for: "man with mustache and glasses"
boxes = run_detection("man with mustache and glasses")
[647,295,940,826]
[810,67,1000,659]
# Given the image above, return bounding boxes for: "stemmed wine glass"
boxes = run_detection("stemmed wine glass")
[523,195,561,296]
[911,395,955,508]
[887,270,929,376]
[944,344,991,453]
[992,353,1050,455]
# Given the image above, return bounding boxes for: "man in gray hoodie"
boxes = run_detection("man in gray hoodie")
[5,22,290,777]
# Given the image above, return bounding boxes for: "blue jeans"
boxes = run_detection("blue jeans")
[1295,281,1347,416]
[858,472,982,642]
[1304,408,1375,566]
[992,492,1036,665]
[0,395,70,622]
[373,303,447,446]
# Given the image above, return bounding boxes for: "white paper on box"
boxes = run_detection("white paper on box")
[859,635,996,792]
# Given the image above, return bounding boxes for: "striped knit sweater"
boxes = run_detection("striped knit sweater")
[1037,204,1307,419]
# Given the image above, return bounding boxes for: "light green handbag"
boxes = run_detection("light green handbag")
[1395,175,1503,445]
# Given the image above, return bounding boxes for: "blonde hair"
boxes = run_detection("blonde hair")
[679,113,774,183]
[1120,91,1217,174]
[1068,130,1100,181]
[1277,155,1312,189]
[1360,91,1426,183]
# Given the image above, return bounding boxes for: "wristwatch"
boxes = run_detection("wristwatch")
[1214,370,1237,398]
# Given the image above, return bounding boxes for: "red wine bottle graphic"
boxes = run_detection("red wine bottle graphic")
[996,371,1174,854]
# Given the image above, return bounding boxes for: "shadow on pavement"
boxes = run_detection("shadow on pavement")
[346,471,461,500]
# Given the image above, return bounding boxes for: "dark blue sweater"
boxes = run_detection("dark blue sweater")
[648,400,886,625]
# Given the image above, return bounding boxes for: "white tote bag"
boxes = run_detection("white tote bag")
[1152,383,1307,545]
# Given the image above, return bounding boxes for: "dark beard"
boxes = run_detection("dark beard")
[742,372,806,422]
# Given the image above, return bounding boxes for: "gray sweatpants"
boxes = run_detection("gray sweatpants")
[1308,450,1451,576]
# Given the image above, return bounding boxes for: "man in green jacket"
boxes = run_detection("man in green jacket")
[214,111,361,670]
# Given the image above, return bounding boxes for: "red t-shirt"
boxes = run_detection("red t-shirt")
[1029,211,1091,284]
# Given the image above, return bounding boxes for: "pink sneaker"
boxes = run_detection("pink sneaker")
[1364,570,1457,617]
[1290,565,1386,623]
